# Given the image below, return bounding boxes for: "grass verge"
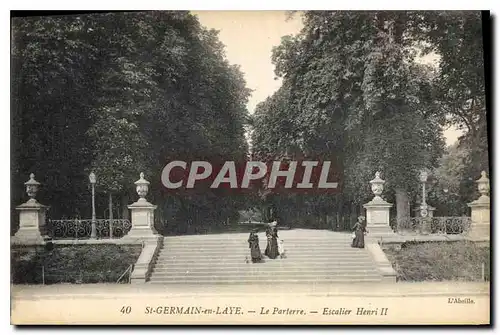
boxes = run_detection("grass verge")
[11,244,142,284]
[384,241,490,282]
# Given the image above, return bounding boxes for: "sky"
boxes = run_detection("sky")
[192,10,463,146]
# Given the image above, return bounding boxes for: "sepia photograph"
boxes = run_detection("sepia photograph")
[9,9,491,325]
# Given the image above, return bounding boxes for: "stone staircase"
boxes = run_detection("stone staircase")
[148,229,385,284]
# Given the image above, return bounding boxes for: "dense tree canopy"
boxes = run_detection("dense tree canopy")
[11,11,488,234]
[251,11,487,227]
[12,11,251,233]
[412,11,489,204]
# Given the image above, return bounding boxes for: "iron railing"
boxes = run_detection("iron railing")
[393,216,472,235]
[116,264,134,284]
[48,219,132,240]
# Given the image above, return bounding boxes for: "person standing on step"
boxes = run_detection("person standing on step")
[351,216,367,248]
[264,221,280,259]
[248,229,263,263]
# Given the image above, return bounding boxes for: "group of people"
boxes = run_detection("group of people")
[247,216,367,263]
[247,221,282,263]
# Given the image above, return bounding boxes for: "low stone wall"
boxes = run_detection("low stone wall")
[130,237,163,284]
[366,243,397,283]
[52,239,140,245]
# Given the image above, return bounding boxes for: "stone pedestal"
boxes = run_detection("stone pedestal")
[363,172,397,241]
[121,173,161,243]
[413,205,435,234]
[414,205,435,218]
[466,171,490,242]
[12,199,49,245]
[363,197,395,238]
[123,198,160,241]
[467,196,490,241]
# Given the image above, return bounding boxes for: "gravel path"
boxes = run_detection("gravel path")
[11,281,490,299]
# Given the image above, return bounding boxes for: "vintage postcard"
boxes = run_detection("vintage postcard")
[10,9,490,325]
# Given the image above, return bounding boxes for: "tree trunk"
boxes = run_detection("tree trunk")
[108,192,113,239]
[395,188,410,220]
[350,204,357,229]
[121,194,129,220]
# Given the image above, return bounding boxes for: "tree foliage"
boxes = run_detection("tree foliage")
[12,11,251,233]
[412,11,489,203]
[252,11,450,225]
[427,143,472,216]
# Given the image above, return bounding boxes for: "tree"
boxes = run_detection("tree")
[252,11,445,226]
[411,11,489,202]
[427,143,471,216]
[12,15,104,218]
[11,11,251,233]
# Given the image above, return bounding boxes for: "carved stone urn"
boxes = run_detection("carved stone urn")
[476,171,490,201]
[369,171,385,201]
[25,173,41,203]
[135,172,150,201]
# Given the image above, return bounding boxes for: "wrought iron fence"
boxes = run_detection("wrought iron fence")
[48,219,132,240]
[392,216,472,235]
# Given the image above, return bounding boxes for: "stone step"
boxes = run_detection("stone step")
[149,275,382,282]
[161,244,354,249]
[152,262,376,269]
[162,245,359,251]
[156,254,372,264]
[153,262,374,269]
[150,231,381,284]
[151,267,377,274]
[158,252,362,259]
[150,275,382,284]
[162,244,363,249]
[155,253,372,259]
[163,240,352,246]
[163,234,350,239]
[163,237,352,242]
[157,250,369,257]
[153,266,375,272]
[151,268,378,276]
[163,243,352,247]
[159,245,367,251]
[163,239,352,242]
[164,235,352,238]
[153,264,375,271]
[148,278,382,284]
[157,249,371,255]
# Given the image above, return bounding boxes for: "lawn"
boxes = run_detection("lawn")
[11,244,142,284]
[384,241,490,282]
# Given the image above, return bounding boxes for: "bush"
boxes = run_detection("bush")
[384,241,490,282]
[11,244,142,284]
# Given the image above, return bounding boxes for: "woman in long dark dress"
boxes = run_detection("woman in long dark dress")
[248,229,262,263]
[264,222,280,259]
[351,216,367,248]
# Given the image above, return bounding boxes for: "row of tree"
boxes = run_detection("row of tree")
[11,11,251,234]
[11,11,488,234]
[251,11,488,227]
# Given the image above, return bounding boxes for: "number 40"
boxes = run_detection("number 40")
[121,306,132,314]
